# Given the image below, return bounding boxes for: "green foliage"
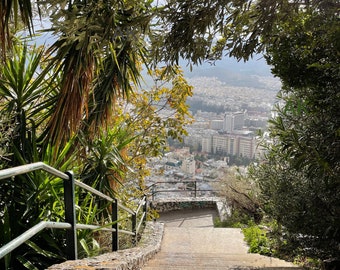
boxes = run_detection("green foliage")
[151,0,228,64]
[0,44,64,268]
[44,0,154,146]
[0,42,193,268]
[265,8,340,90]
[151,0,328,64]
[79,238,100,258]
[113,66,193,187]
[0,43,115,268]
[79,127,134,197]
[0,0,35,57]
[240,218,325,268]
[1,0,337,268]
[0,134,79,269]
[249,6,340,262]
[0,43,56,165]
[243,222,272,256]
[0,156,69,269]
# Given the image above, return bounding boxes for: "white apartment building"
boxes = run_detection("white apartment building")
[181,157,196,175]
[208,134,256,158]
[202,136,213,153]
[191,120,210,129]
[227,135,238,156]
[212,135,228,154]
[238,136,256,159]
[223,111,245,132]
[233,112,245,130]
[223,114,234,132]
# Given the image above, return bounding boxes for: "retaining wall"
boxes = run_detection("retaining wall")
[48,221,164,270]
[152,197,230,221]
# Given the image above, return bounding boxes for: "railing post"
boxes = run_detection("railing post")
[64,171,77,260]
[152,184,155,201]
[143,196,147,225]
[112,198,119,251]
[194,181,197,198]
[132,213,137,246]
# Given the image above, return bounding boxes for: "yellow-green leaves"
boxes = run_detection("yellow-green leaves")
[110,66,193,186]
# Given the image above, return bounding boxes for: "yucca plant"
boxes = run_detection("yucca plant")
[0,140,77,269]
[0,43,56,165]
[0,36,142,269]
[79,127,135,197]
[44,0,153,146]
[74,126,136,253]
[0,43,74,269]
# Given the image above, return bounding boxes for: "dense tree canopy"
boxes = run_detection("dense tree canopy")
[0,0,339,268]
[248,3,339,263]
[1,0,338,144]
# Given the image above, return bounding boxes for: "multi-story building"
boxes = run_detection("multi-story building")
[233,112,245,130]
[227,135,238,156]
[238,136,256,158]
[202,136,213,153]
[181,157,196,175]
[223,111,245,132]
[208,133,256,159]
[223,114,234,132]
[212,135,228,154]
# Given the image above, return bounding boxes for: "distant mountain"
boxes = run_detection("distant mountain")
[181,56,275,89]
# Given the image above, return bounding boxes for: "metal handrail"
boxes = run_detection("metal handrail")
[136,196,146,215]
[135,197,147,236]
[0,162,68,180]
[149,180,221,200]
[0,162,148,261]
[75,180,115,202]
[0,222,72,259]
[117,201,136,215]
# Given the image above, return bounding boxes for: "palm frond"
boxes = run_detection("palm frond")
[16,256,39,270]
[45,33,95,145]
[45,0,153,145]
[0,0,35,59]
[85,42,145,134]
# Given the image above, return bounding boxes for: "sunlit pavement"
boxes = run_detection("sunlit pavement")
[142,209,303,270]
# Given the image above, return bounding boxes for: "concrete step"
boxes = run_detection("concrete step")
[143,267,302,270]
[157,227,252,254]
[143,252,301,269]
[142,227,302,270]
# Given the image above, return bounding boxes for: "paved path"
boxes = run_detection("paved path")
[142,209,302,270]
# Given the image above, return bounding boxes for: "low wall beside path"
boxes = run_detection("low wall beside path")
[48,197,229,270]
[152,197,230,221]
[48,221,164,270]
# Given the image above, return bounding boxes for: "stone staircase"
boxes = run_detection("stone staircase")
[142,209,303,270]
[48,205,304,270]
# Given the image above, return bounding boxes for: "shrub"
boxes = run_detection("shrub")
[242,222,272,256]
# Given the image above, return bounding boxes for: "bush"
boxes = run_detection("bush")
[242,222,272,256]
